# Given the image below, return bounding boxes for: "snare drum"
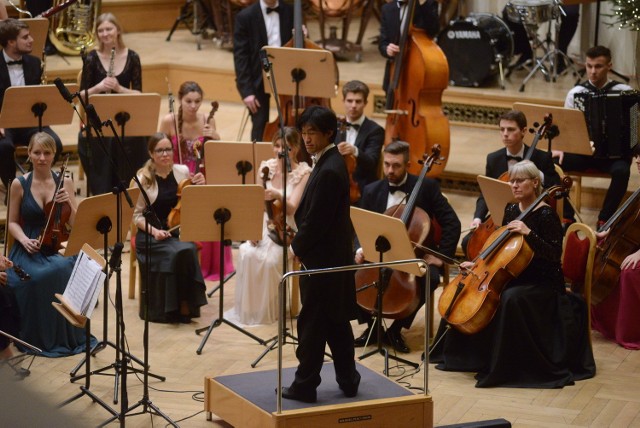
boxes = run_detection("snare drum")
[505,0,557,26]
[437,13,514,87]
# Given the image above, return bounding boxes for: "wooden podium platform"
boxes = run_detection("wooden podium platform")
[204,362,433,427]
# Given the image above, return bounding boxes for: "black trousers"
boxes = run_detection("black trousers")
[249,92,270,142]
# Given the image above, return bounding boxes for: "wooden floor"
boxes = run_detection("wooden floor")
[1,22,640,427]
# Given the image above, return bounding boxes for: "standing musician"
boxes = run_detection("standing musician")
[0,255,19,360]
[226,127,311,326]
[334,80,384,204]
[556,46,633,229]
[132,133,208,324]
[591,145,640,350]
[158,81,231,282]
[0,19,62,198]
[78,12,145,196]
[283,106,360,403]
[462,110,560,257]
[378,0,440,94]
[354,141,460,353]
[431,160,595,388]
[233,0,293,141]
[7,132,90,357]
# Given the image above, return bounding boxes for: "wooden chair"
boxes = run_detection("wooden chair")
[561,222,597,344]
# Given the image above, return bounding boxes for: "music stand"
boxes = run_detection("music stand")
[0,84,78,130]
[21,18,48,59]
[180,185,266,354]
[204,141,273,185]
[351,207,425,373]
[89,94,161,139]
[477,176,517,227]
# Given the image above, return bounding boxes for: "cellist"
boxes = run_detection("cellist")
[461,110,561,258]
[591,145,640,350]
[354,141,461,353]
[431,160,595,388]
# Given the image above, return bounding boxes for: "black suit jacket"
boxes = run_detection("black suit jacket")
[378,0,439,92]
[473,145,561,220]
[233,2,294,100]
[0,54,42,111]
[292,146,357,322]
[359,174,461,259]
[334,117,384,196]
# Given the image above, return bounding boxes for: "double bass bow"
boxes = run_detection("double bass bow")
[383,0,449,178]
[355,145,442,319]
[438,176,572,335]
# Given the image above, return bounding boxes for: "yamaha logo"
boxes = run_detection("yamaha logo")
[447,30,482,40]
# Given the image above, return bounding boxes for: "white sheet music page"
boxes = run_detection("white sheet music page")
[63,250,106,318]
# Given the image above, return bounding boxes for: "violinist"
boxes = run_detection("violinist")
[354,141,460,353]
[591,145,640,349]
[334,80,384,204]
[226,127,311,326]
[159,81,230,281]
[431,160,595,388]
[132,133,208,323]
[378,0,439,93]
[0,255,19,360]
[7,132,90,357]
[462,110,560,258]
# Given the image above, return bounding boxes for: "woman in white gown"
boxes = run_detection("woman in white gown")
[227,127,311,325]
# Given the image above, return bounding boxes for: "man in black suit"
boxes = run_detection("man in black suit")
[461,110,561,257]
[233,0,294,142]
[0,19,62,193]
[379,0,439,93]
[354,140,461,353]
[284,106,360,403]
[334,80,384,204]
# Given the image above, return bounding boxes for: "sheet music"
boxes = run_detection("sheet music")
[62,250,106,318]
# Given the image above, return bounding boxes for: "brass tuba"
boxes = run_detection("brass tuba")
[48,0,101,56]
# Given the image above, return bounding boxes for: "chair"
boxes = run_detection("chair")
[561,222,597,342]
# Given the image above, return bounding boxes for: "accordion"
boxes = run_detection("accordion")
[573,90,639,159]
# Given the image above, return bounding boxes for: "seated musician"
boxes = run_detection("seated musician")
[354,141,461,353]
[0,19,62,200]
[591,145,640,349]
[379,0,439,94]
[132,133,207,323]
[0,255,19,360]
[334,80,384,205]
[6,132,91,357]
[431,160,595,388]
[462,110,560,257]
[158,81,232,282]
[556,45,633,229]
[226,127,311,325]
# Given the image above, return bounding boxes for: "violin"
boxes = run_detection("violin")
[337,119,361,204]
[3,179,30,281]
[167,142,202,231]
[438,177,572,334]
[38,154,72,254]
[207,101,219,125]
[355,145,441,319]
[591,186,640,304]
[261,166,294,246]
[466,115,554,261]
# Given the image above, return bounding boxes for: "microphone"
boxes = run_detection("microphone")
[54,77,74,103]
[259,49,271,72]
[85,104,104,131]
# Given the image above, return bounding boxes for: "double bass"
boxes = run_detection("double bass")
[355,145,441,319]
[383,0,449,178]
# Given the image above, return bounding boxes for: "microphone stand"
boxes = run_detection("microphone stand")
[251,50,297,367]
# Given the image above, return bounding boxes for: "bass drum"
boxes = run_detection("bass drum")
[437,13,514,87]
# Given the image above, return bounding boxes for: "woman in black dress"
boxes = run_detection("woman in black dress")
[431,160,595,388]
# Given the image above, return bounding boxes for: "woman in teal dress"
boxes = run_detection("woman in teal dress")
[7,132,91,357]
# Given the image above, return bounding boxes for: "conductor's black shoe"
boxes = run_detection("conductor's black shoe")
[384,328,410,353]
[279,386,317,403]
[354,327,379,347]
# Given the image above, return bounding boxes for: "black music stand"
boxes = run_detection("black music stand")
[180,185,266,354]
[351,207,425,374]
[0,84,77,131]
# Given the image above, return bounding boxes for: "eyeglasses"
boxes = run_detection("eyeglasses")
[508,178,531,185]
[154,147,173,155]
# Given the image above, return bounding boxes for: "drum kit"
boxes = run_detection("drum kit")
[437,0,575,90]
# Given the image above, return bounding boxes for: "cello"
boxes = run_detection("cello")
[383,0,449,178]
[355,145,441,319]
[438,177,572,334]
[590,186,640,305]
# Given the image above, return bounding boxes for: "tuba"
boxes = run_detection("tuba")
[49,0,101,56]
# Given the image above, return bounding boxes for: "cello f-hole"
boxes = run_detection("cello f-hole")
[410,99,420,127]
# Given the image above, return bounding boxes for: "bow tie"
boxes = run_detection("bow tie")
[266,5,280,13]
[506,155,523,162]
[346,122,360,131]
[389,183,409,194]
[6,59,23,66]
